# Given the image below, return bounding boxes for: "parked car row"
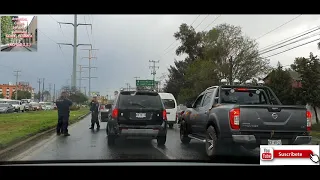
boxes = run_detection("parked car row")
[0,99,57,114]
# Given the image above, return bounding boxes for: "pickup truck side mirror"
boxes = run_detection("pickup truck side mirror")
[186,102,193,108]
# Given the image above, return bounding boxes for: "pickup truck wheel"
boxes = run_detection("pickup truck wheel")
[205,126,218,158]
[180,120,191,144]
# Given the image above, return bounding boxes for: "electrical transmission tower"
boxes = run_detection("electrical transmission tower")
[81,48,98,97]
[56,14,93,88]
[77,64,86,92]
[48,83,52,101]
[37,78,41,101]
[13,70,21,100]
[149,60,159,89]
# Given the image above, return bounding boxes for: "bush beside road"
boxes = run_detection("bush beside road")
[0,108,90,149]
[311,124,320,144]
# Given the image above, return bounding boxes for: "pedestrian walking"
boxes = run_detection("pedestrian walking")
[90,96,100,130]
[56,91,73,136]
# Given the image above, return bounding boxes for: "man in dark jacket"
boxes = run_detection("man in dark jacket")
[56,92,73,136]
[90,96,100,130]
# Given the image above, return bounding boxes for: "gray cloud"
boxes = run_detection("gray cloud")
[1,15,320,96]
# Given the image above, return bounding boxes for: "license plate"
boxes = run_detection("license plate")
[268,139,282,145]
[136,113,146,118]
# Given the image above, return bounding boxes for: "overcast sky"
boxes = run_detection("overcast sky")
[1,14,320,98]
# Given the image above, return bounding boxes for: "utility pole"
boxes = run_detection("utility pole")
[229,56,233,85]
[57,14,93,89]
[14,70,21,100]
[83,87,87,96]
[149,60,159,89]
[82,48,98,97]
[37,78,41,101]
[48,83,52,101]
[77,65,86,92]
[53,84,56,102]
[42,78,45,101]
[125,83,130,91]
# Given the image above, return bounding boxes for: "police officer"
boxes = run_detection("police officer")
[56,92,73,136]
[90,96,100,130]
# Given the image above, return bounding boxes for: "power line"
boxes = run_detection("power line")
[190,15,201,26]
[263,37,320,58]
[203,15,222,31]
[259,32,320,56]
[255,15,302,40]
[259,26,320,53]
[161,15,221,58]
[229,15,303,59]
[49,15,69,40]
[157,15,204,57]
[194,14,210,30]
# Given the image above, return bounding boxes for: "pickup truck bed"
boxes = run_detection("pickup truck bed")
[180,85,312,159]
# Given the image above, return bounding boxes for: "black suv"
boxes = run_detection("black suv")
[106,90,167,146]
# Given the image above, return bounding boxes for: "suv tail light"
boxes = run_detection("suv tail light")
[100,106,105,110]
[229,108,240,130]
[112,108,119,119]
[306,110,312,131]
[163,110,167,121]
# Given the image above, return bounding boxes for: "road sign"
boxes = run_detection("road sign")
[136,80,155,87]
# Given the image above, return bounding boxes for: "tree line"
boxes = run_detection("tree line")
[163,23,320,124]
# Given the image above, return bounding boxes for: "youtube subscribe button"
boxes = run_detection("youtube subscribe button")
[260,145,320,165]
[262,149,313,160]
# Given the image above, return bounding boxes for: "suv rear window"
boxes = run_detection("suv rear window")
[162,99,175,109]
[118,92,163,109]
[221,88,267,105]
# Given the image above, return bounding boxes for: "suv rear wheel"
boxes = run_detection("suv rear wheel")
[157,135,166,146]
[168,124,174,129]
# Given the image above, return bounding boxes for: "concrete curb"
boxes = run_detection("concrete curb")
[0,112,91,161]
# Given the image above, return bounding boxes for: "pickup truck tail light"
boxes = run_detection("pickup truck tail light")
[163,110,167,121]
[112,108,119,119]
[306,110,312,131]
[229,108,240,130]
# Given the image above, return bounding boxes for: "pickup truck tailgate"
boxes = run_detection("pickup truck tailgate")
[238,105,308,132]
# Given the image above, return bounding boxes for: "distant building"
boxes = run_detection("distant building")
[0,82,35,99]
[26,16,37,45]
[263,70,302,88]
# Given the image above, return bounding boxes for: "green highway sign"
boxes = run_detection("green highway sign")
[136,80,155,87]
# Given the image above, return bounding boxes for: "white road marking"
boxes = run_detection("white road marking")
[151,141,175,160]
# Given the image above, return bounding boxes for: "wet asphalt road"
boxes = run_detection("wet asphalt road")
[11,115,260,163]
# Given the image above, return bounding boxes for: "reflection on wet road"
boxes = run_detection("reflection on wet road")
[11,115,259,164]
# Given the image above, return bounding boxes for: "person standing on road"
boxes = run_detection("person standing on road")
[56,92,73,136]
[90,96,100,130]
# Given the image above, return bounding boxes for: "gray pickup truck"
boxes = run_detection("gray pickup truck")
[180,85,312,159]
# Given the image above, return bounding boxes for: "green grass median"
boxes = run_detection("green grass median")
[311,123,320,140]
[0,108,90,149]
